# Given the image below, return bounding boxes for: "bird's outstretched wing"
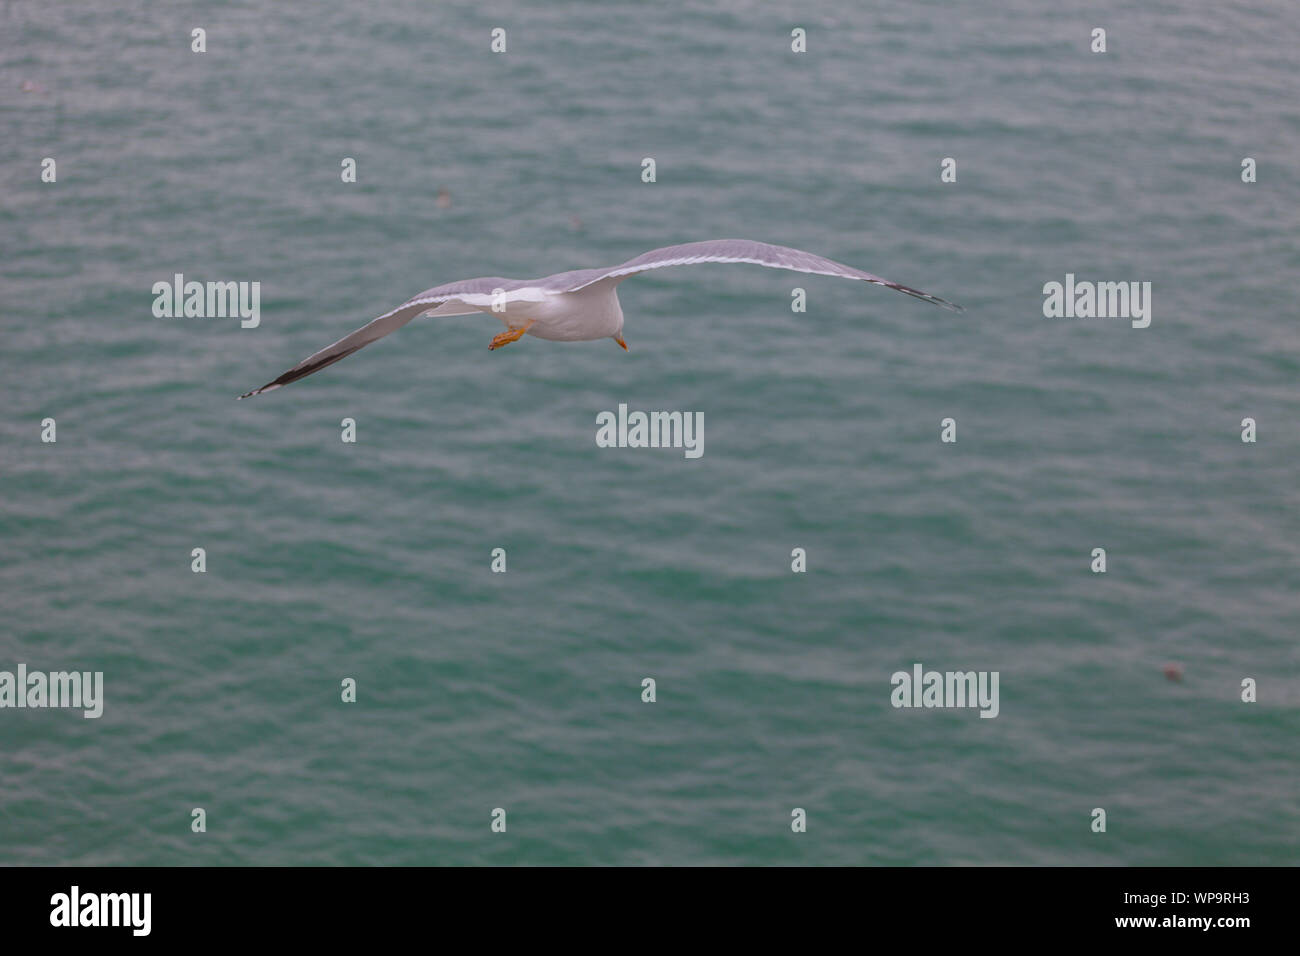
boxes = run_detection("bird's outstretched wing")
[238,272,581,398]
[564,238,964,311]
[237,297,471,398]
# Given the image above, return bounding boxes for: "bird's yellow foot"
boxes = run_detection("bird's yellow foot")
[614,334,628,351]
[488,322,533,351]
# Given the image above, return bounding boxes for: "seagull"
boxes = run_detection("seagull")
[238,238,961,398]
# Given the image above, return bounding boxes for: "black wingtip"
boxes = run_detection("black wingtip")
[237,383,279,399]
[237,344,364,402]
[890,282,964,313]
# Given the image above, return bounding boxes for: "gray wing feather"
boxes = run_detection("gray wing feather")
[238,295,478,398]
[564,239,963,311]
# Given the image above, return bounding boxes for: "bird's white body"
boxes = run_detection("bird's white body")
[494,278,624,342]
[239,239,960,398]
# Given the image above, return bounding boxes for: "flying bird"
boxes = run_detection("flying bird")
[238,239,961,398]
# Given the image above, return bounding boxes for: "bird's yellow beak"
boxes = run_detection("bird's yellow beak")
[614,334,628,351]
